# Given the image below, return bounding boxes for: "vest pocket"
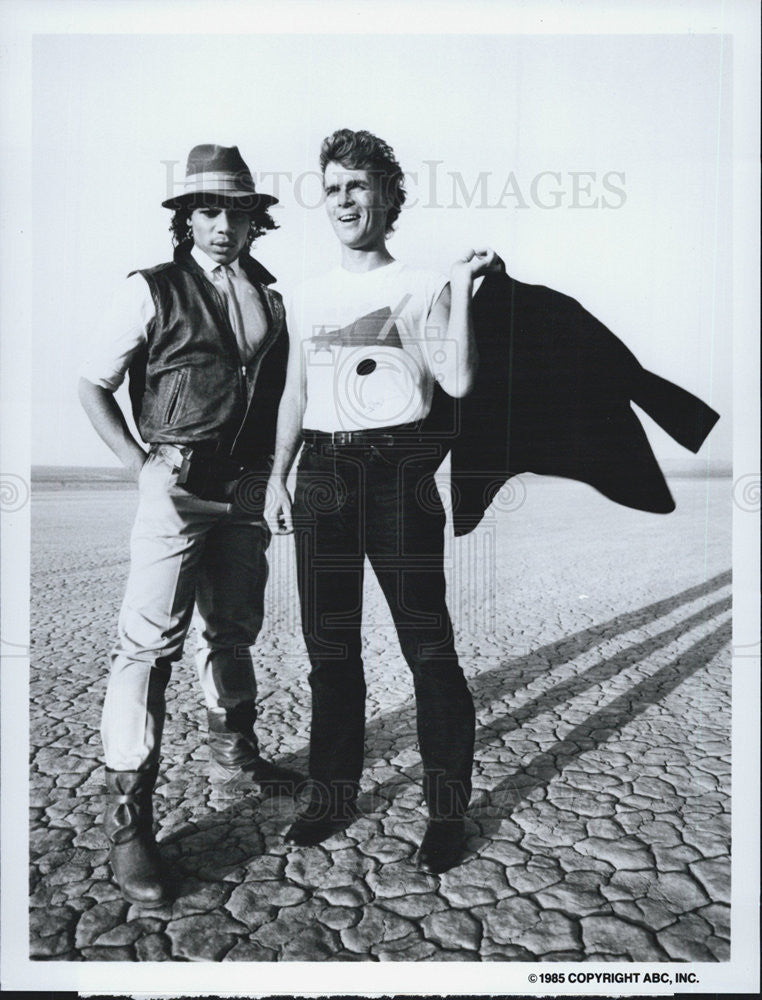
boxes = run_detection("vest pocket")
[162,369,188,425]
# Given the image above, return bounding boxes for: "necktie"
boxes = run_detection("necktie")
[213,264,248,361]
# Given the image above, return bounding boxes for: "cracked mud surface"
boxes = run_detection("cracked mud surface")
[29,476,731,961]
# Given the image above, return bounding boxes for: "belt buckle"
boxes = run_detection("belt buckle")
[175,447,192,484]
[159,443,192,480]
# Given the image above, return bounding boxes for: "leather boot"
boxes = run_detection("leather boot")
[207,703,304,803]
[103,766,167,907]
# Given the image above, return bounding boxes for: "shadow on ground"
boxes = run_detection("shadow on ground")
[158,571,731,876]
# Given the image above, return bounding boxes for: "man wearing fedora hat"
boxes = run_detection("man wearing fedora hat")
[79,144,302,907]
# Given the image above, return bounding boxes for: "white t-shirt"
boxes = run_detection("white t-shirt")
[291,260,448,432]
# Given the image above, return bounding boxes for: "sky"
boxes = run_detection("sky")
[30,31,732,466]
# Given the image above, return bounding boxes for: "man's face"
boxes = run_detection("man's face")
[190,204,250,264]
[323,161,389,251]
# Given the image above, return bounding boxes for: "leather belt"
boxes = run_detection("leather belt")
[150,441,224,464]
[149,442,246,496]
[302,423,424,448]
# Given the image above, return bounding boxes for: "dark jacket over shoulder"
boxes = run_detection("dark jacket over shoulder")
[440,271,720,536]
[127,247,288,471]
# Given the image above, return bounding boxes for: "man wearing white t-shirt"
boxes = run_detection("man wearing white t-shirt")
[267,128,503,873]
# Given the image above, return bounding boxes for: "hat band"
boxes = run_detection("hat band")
[181,171,258,194]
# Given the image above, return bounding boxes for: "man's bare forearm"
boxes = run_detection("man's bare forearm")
[78,377,147,477]
[445,271,479,397]
[435,249,504,397]
[264,379,305,534]
[427,274,479,399]
[270,391,304,481]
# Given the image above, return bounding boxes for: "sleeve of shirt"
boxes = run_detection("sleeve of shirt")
[284,285,304,344]
[427,270,449,317]
[79,273,155,391]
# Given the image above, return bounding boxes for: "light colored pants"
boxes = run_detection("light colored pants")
[101,446,270,771]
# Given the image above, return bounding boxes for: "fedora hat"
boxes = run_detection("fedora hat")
[162,144,278,210]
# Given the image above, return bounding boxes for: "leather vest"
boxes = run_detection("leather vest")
[127,247,288,471]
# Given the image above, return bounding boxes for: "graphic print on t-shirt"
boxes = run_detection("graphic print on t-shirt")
[307,292,424,427]
[300,267,445,431]
[311,294,412,351]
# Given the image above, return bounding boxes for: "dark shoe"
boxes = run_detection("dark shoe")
[417,818,465,874]
[283,811,358,846]
[284,784,358,846]
[209,754,305,802]
[103,767,167,908]
[207,705,304,802]
[284,815,345,847]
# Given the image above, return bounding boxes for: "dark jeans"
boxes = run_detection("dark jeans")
[293,436,475,820]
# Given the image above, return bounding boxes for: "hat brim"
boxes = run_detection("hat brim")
[162,191,278,211]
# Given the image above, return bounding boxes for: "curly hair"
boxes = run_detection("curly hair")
[319,128,407,234]
[169,198,278,251]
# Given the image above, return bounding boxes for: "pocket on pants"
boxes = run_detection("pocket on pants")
[137,451,154,486]
[297,441,316,469]
[139,447,177,492]
[370,443,441,471]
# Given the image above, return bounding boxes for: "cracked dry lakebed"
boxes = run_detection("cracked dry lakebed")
[29,476,731,962]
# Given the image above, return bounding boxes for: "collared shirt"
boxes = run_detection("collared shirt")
[81,244,269,390]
